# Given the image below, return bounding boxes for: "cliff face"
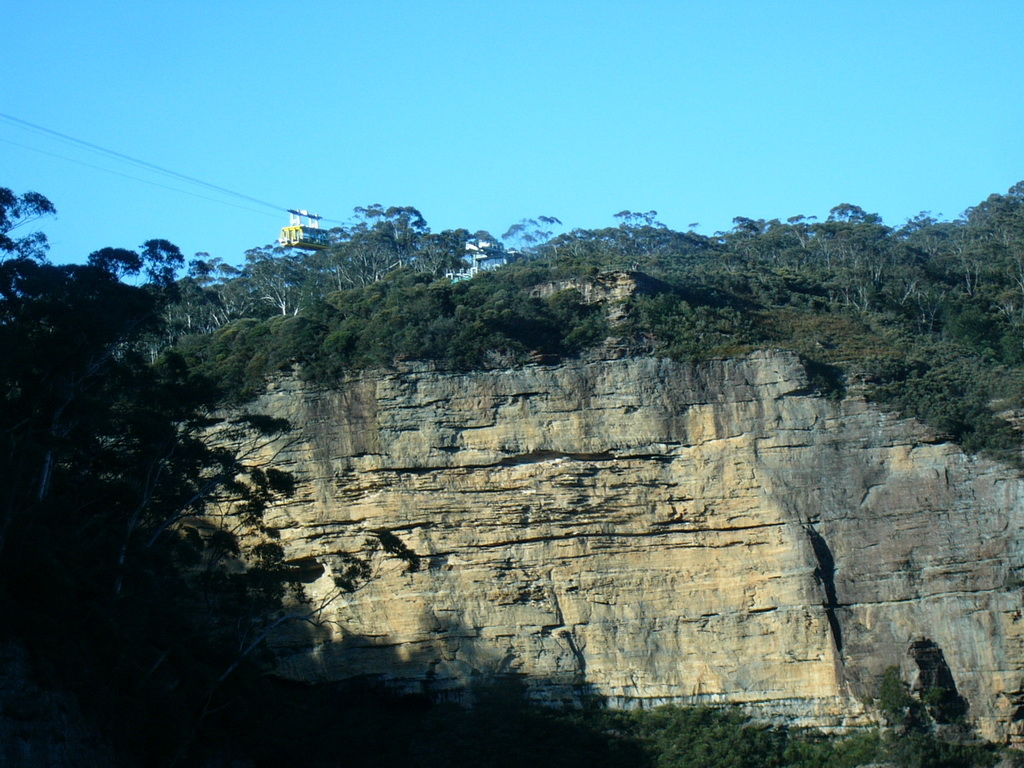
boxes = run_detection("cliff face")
[234,350,1024,741]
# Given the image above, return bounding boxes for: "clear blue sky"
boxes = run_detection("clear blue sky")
[4,1,1023,266]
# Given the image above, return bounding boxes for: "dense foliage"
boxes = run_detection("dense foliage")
[179,684,1012,768]
[0,191,383,764]
[178,269,609,401]
[170,184,1024,464]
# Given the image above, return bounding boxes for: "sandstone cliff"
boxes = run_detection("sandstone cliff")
[228,349,1024,742]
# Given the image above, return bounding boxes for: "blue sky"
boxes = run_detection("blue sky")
[4,1,1023,266]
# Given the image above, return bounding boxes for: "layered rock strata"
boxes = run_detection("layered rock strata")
[232,350,1024,741]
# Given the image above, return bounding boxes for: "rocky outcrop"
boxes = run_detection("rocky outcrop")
[229,350,1024,742]
[528,270,672,323]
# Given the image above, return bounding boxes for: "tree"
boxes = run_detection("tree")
[349,203,429,269]
[0,260,155,522]
[827,202,881,225]
[0,187,56,260]
[305,204,435,291]
[0,224,360,762]
[140,237,185,286]
[611,210,676,261]
[878,666,916,724]
[188,253,241,287]
[242,245,310,315]
[158,255,249,340]
[416,228,471,276]
[87,246,144,278]
[502,215,562,255]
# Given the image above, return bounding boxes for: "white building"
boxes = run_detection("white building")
[446,240,512,281]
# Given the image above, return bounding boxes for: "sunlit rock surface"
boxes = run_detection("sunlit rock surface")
[230,350,1024,741]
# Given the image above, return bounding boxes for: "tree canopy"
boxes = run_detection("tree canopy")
[156,182,1024,465]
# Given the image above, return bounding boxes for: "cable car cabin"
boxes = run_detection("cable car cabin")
[280,225,329,250]
[279,209,330,250]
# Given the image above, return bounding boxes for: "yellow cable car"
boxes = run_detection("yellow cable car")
[279,209,330,250]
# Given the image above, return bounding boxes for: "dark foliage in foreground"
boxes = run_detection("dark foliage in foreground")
[169,678,1011,768]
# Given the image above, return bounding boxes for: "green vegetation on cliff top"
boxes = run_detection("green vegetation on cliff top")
[170,186,1024,465]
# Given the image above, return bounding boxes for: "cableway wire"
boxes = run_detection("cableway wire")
[0,111,347,225]
[0,137,281,219]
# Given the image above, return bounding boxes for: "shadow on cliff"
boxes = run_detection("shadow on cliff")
[806,525,844,654]
[296,606,598,708]
[201,600,647,767]
[206,622,652,768]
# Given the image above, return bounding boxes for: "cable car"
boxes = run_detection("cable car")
[279,209,330,250]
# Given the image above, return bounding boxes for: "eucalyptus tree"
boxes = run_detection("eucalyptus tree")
[242,244,311,316]
[502,215,562,256]
[416,228,472,276]
[0,186,56,260]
